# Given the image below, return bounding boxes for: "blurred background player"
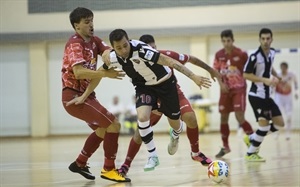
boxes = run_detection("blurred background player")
[117,34,221,176]
[213,29,254,158]
[243,28,284,161]
[108,95,124,120]
[274,62,298,140]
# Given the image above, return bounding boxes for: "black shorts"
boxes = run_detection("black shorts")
[248,95,282,121]
[135,75,180,120]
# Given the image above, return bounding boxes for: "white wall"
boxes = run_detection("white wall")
[0,1,299,33]
[0,45,30,136]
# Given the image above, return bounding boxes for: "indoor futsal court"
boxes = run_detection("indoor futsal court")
[1,132,299,187]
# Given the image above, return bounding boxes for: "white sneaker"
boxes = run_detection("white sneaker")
[168,129,179,155]
[144,156,159,171]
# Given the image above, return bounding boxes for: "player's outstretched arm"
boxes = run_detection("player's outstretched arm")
[157,53,211,89]
[188,55,222,83]
[66,78,101,106]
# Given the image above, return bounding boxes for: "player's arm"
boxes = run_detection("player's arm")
[157,53,211,89]
[271,67,281,81]
[66,77,101,106]
[293,73,299,99]
[188,55,222,83]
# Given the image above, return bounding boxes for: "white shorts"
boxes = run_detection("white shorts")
[274,93,293,116]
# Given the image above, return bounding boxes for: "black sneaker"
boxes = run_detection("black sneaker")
[215,147,231,158]
[68,161,95,180]
[118,164,129,177]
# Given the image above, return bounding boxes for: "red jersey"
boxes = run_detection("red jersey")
[213,46,248,90]
[61,33,110,92]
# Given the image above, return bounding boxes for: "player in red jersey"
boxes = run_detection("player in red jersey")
[117,34,222,176]
[61,7,130,182]
[274,62,298,140]
[213,29,254,158]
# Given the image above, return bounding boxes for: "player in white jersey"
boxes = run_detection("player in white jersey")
[274,62,298,140]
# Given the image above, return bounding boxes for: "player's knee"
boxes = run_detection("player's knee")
[106,119,121,133]
[133,130,143,144]
[182,112,197,128]
[95,127,106,138]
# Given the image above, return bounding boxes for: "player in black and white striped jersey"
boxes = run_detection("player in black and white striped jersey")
[103,29,212,171]
[243,28,284,162]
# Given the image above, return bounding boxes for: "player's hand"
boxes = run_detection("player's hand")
[192,75,212,89]
[101,67,125,80]
[209,69,222,82]
[66,95,86,106]
[264,77,278,87]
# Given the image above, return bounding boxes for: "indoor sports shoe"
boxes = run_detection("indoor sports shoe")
[245,153,266,162]
[191,152,212,166]
[243,135,251,147]
[215,147,231,158]
[168,129,179,155]
[244,135,260,153]
[100,168,131,182]
[144,156,159,171]
[68,161,95,180]
[118,164,129,177]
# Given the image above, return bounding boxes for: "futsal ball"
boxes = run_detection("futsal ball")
[207,160,229,183]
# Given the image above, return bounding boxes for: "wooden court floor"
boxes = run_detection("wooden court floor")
[0,131,299,187]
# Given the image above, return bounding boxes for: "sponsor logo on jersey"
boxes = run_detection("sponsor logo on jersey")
[132,59,140,64]
[179,54,185,61]
[145,50,154,60]
[233,56,240,61]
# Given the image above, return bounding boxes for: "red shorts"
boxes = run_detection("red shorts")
[150,85,194,126]
[62,88,115,129]
[218,88,246,114]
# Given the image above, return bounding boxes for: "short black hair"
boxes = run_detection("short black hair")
[280,62,288,68]
[69,7,93,29]
[259,28,273,38]
[220,29,234,40]
[109,29,129,46]
[139,34,155,44]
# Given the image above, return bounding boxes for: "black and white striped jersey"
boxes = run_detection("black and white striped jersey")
[103,40,172,86]
[244,46,276,99]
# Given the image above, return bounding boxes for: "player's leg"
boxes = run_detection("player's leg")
[156,77,182,156]
[177,91,212,165]
[118,112,162,176]
[63,90,130,182]
[215,93,232,158]
[245,96,273,162]
[233,90,253,135]
[284,95,293,140]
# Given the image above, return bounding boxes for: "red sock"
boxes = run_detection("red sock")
[220,123,230,149]
[186,126,199,153]
[103,132,119,170]
[241,121,254,135]
[76,132,103,167]
[124,137,142,167]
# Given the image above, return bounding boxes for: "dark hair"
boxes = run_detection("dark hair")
[220,29,234,40]
[280,62,288,68]
[259,28,273,38]
[139,34,155,44]
[109,29,129,46]
[69,7,93,29]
